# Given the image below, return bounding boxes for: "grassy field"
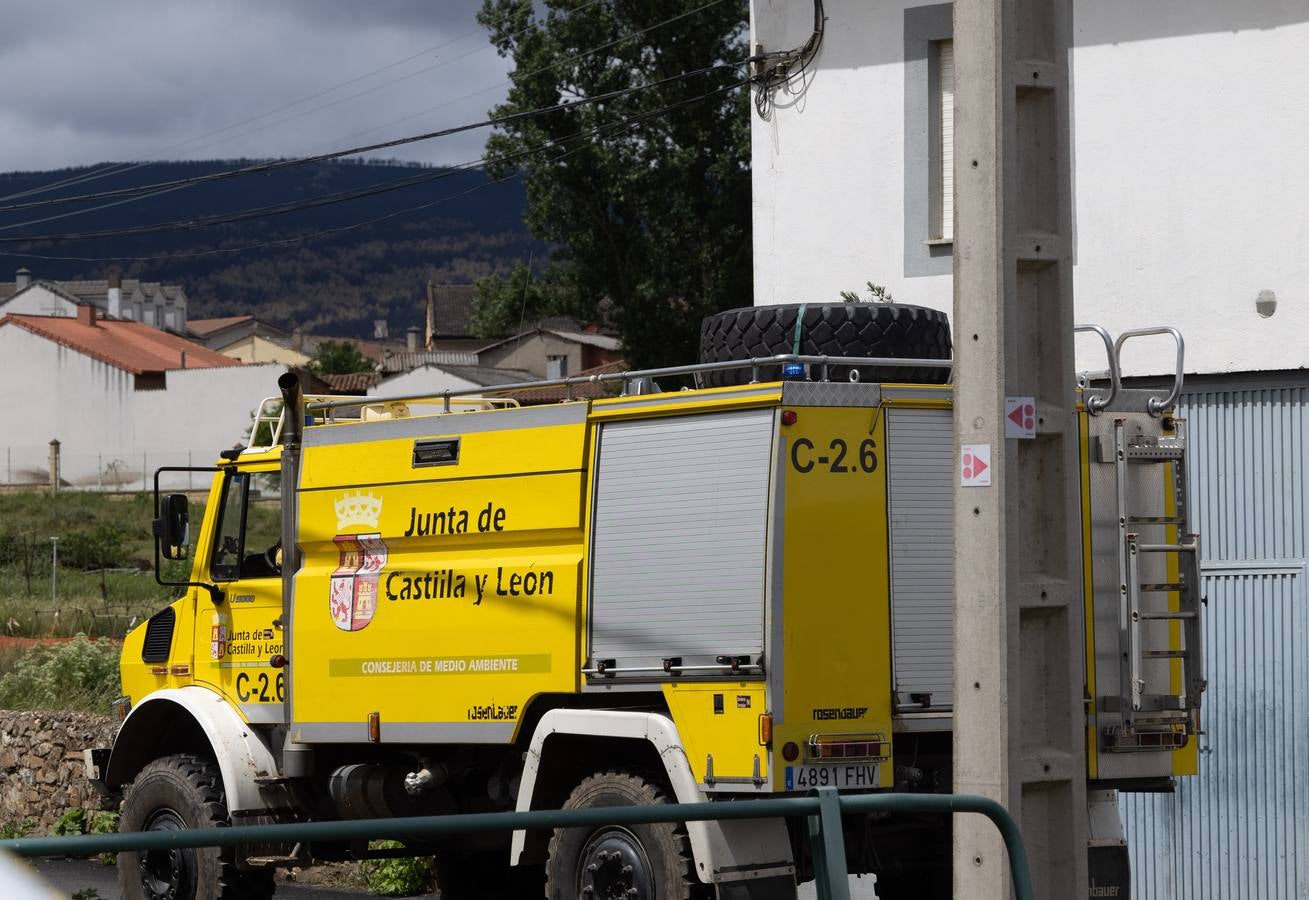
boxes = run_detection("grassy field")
[0,487,287,711]
[0,490,189,639]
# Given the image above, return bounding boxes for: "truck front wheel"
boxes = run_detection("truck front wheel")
[118,754,274,900]
[545,769,701,900]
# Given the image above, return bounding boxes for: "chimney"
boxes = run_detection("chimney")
[15,267,31,290]
[373,319,389,340]
[424,280,436,350]
[76,304,96,327]
[107,272,122,319]
[406,326,420,353]
[291,328,304,351]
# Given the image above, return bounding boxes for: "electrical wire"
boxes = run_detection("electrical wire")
[750,0,824,120]
[0,64,741,244]
[305,0,737,158]
[0,77,748,263]
[0,0,608,205]
[0,0,731,218]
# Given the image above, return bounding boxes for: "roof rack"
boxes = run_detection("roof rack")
[304,352,956,422]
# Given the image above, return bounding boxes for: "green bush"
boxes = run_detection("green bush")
[52,808,120,865]
[51,807,88,836]
[60,524,127,571]
[0,636,120,712]
[0,533,24,567]
[361,841,434,896]
[0,818,36,839]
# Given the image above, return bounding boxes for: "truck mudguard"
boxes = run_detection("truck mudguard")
[104,686,280,816]
[511,709,795,885]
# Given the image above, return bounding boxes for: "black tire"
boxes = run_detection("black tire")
[118,754,274,900]
[698,302,952,387]
[545,770,700,900]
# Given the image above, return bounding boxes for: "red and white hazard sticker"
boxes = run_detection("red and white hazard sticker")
[960,444,992,487]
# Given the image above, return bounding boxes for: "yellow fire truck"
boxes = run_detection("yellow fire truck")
[91,304,1203,900]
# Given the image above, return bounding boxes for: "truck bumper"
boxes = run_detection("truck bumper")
[82,747,115,796]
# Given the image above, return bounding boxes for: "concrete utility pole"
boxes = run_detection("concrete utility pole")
[951,0,1086,897]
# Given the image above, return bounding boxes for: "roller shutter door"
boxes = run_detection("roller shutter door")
[886,407,955,709]
[589,409,775,672]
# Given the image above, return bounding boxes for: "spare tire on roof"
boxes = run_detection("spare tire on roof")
[697,302,953,388]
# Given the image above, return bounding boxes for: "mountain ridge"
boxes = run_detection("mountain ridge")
[0,160,539,338]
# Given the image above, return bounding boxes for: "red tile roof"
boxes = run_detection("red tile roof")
[320,371,382,393]
[0,313,239,374]
[187,315,254,337]
[499,360,628,404]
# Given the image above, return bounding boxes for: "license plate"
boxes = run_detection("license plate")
[785,764,880,790]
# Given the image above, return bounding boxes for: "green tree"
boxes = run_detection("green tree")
[469,260,587,338]
[477,0,752,368]
[310,340,373,375]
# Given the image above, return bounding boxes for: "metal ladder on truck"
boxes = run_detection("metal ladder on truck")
[1094,327,1206,752]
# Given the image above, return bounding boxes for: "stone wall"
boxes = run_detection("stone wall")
[0,710,117,828]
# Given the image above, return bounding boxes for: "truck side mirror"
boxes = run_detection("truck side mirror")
[154,493,190,560]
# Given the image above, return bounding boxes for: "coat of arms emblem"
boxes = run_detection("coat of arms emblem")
[330,491,387,632]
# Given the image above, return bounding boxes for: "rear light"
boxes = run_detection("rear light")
[781,363,807,381]
[780,409,798,426]
[759,713,773,745]
[805,733,890,763]
[111,696,132,722]
[782,742,800,762]
[149,666,168,676]
[368,711,381,744]
[169,664,191,677]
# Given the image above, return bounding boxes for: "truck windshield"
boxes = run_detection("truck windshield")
[211,472,282,581]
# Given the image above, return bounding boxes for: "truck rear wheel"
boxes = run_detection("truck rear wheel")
[698,302,953,387]
[118,754,274,900]
[545,770,701,900]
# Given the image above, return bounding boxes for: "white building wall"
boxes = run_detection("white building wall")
[135,364,287,465]
[0,326,136,484]
[750,1,1309,376]
[0,325,284,487]
[0,285,77,317]
[367,366,482,397]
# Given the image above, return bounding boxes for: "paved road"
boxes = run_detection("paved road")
[34,857,878,899]
[32,858,418,900]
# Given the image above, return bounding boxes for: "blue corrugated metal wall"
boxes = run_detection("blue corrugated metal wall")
[1121,385,1309,898]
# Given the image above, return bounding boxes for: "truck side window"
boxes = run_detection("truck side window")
[210,472,282,581]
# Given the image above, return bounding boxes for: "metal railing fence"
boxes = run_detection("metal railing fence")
[1,789,1032,900]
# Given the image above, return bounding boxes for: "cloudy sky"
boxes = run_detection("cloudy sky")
[0,0,513,173]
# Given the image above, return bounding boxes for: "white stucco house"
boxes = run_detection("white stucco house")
[750,1,1308,377]
[188,315,310,366]
[748,3,1308,896]
[0,306,283,487]
[367,362,537,399]
[0,268,190,334]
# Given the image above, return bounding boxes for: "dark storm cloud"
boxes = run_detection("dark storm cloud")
[0,0,511,172]
[270,0,490,31]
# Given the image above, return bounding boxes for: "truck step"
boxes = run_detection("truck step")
[1136,610,1197,621]
[1136,542,1198,553]
[1122,445,1186,462]
[1124,710,1190,725]
[1138,582,1187,592]
[1128,515,1186,525]
[1104,724,1189,753]
[1141,649,1188,659]
[246,855,301,868]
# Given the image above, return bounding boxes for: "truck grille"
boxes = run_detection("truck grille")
[141,608,175,663]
